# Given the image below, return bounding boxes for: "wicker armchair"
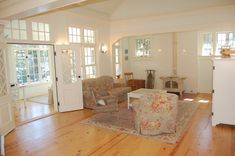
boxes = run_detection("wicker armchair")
[132,92,178,135]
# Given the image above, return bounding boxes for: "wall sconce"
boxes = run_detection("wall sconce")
[100,43,108,53]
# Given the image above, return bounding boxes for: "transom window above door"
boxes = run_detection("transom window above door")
[84,29,95,44]
[32,22,50,41]
[4,20,27,40]
[68,27,81,43]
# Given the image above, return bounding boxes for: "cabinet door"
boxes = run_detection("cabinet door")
[212,60,235,126]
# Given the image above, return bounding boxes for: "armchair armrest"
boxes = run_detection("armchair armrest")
[131,99,141,113]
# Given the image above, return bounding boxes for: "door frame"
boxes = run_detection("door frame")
[6,42,59,113]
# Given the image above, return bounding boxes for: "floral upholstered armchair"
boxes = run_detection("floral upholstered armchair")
[82,76,131,109]
[132,92,178,135]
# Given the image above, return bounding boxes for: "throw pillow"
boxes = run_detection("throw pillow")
[97,99,106,106]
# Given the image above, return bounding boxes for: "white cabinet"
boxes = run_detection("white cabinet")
[212,58,235,126]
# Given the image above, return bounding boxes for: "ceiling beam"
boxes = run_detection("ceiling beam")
[0,0,89,20]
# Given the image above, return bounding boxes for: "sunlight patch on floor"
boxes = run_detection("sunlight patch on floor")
[198,100,209,103]
[183,98,194,101]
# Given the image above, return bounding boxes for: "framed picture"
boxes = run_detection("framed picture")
[125,56,128,60]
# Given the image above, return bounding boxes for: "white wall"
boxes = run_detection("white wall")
[177,31,198,93]
[198,57,213,93]
[110,4,235,93]
[120,37,131,74]
[25,8,112,77]
[119,33,173,89]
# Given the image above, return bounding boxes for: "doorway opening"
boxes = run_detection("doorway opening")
[7,43,57,125]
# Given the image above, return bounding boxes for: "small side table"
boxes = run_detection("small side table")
[160,76,186,98]
[127,79,145,91]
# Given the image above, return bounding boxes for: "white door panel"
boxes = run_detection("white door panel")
[0,97,14,135]
[55,45,83,112]
[0,45,15,136]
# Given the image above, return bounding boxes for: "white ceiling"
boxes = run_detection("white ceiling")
[82,0,235,20]
[0,0,21,9]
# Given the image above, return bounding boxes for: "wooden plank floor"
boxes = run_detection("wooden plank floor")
[14,99,54,125]
[5,93,235,156]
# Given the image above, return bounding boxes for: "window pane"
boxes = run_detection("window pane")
[228,32,235,49]
[39,32,45,41]
[45,33,50,41]
[85,66,96,78]
[68,27,80,43]
[115,56,119,63]
[40,50,50,81]
[32,22,38,31]
[201,33,213,56]
[73,35,77,42]
[28,50,40,83]
[84,29,95,43]
[4,29,11,38]
[33,31,38,40]
[84,29,87,36]
[84,47,95,65]
[216,33,227,55]
[136,38,151,57]
[12,29,20,39]
[76,28,80,35]
[15,49,27,84]
[19,20,26,30]
[69,27,72,34]
[61,50,77,84]
[38,23,44,32]
[115,64,121,75]
[11,20,19,29]
[45,24,49,32]
[72,28,76,34]
[20,30,27,40]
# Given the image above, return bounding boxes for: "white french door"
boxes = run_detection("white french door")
[55,45,83,112]
[0,43,15,136]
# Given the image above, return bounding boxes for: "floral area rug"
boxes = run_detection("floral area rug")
[80,100,200,144]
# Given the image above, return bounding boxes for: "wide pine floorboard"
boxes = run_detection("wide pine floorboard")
[5,93,235,156]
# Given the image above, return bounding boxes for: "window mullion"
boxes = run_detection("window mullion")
[38,49,42,82]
